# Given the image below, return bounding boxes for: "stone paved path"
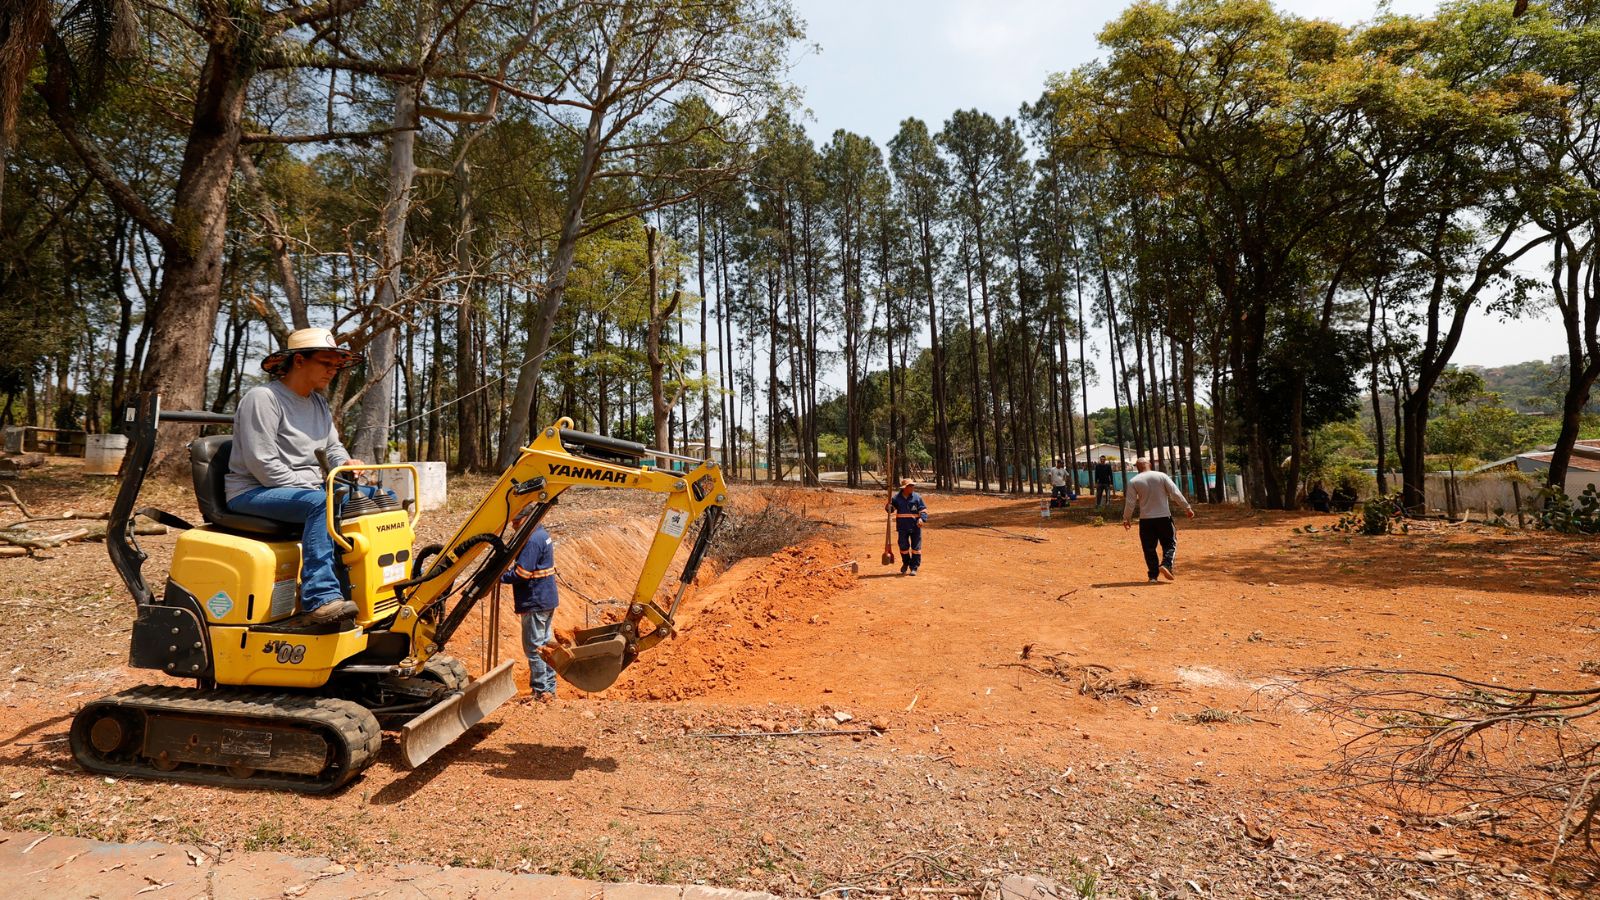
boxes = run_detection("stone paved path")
[0,830,787,899]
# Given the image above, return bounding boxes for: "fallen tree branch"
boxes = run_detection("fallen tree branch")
[690,728,877,739]
[0,485,34,517]
[2,510,106,530]
[1282,665,1600,866]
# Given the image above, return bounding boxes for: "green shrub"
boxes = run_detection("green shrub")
[1331,492,1408,536]
[1533,485,1600,535]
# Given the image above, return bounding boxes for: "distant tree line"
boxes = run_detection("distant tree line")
[1,0,1597,510]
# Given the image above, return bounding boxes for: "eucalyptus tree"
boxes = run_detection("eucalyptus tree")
[818,128,887,486]
[938,109,1019,490]
[887,117,952,487]
[497,0,801,468]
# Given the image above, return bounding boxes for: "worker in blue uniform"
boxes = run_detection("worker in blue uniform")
[500,508,560,699]
[886,478,929,576]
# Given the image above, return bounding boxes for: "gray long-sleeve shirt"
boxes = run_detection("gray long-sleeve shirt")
[1122,469,1192,522]
[224,380,351,501]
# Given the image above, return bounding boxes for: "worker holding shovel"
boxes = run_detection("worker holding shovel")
[886,478,929,576]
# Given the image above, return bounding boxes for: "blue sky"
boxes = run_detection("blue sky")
[784,0,1564,408]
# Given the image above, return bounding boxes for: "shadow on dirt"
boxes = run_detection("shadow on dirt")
[1185,530,1587,597]
[936,500,1329,533]
[0,712,72,748]
[476,743,620,782]
[367,729,619,805]
[0,716,72,775]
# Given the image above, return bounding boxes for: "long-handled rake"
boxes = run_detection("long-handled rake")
[881,447,895,566]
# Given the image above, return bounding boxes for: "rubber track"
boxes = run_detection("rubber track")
[71,685,383,794]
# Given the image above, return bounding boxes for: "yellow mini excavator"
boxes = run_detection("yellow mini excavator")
[71,393,727,792]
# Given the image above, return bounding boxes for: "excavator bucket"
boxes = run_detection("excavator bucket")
[541,634,630,693]
[399,659,518,768]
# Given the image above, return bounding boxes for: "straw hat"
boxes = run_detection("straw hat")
[262,328,364,376]
[900,478,915,488]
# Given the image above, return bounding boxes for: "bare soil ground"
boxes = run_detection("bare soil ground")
[1,460,1598,898]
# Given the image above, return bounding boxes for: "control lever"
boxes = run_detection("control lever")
[315,449,360,493]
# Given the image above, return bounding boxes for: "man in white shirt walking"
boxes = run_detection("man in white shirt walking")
[1122,457,1195,583]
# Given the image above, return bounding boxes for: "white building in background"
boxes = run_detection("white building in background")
[1469,439,1600,495]
[1071,443,1134,465]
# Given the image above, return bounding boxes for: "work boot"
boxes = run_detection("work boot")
[299,599,357,624]
[900,560,909,574]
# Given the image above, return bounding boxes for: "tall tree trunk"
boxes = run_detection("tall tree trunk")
[352,68,424,464]
[1182,338,1207,503]
[1098,248,1129,484]
[698,199,710,457]
[975,217,1004,493]
[1544,232,1600,493]
[918,212,948,489]
[646,223,683,453]
[499,52,615,469]
[1367,280,1388,495]
[42,26,253,467]
[962,243,987,490]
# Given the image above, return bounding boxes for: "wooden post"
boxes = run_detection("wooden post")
[1511,480,1525,529]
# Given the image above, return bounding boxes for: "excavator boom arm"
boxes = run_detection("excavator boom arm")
[392,418,727,690]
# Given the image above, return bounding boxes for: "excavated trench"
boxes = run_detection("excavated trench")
[445,504,859,701]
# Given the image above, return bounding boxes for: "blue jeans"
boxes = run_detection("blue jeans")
[228,484,387,612]
[521,609,556,695]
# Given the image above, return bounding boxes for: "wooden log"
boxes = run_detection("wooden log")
[0,527,89,550]
[78,522,167,542]
[0,547,26,558]
[0,453,45,472]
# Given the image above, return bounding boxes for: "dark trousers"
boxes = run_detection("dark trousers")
[897,525,922,570]
[1138,516,1177,579]
[1095,482,1113,506]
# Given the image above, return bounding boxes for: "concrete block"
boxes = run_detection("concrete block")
[380,461,447,512]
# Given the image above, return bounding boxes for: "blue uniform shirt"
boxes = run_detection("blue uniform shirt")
[500,525,559,614]
[887,491,928,531]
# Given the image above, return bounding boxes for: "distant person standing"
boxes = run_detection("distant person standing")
[886,478,929,575]
[1122,458,1195,583]
[1094,456,1115,507]
[1045,458,1072,507]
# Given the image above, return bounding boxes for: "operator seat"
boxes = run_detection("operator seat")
[188,436,301,539]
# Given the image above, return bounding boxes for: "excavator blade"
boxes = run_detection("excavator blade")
[399,659,517,769]
[540,634,629,693]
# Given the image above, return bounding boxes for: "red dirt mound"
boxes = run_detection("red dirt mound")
[610,538,858,701]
